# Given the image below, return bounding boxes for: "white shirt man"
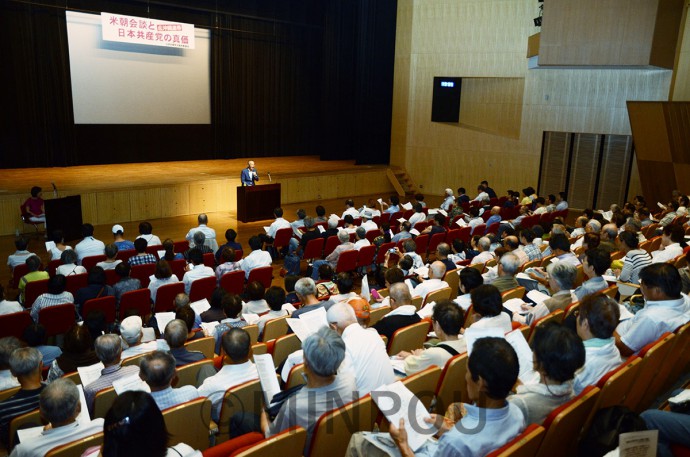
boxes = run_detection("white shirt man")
[342,206,360,219]
[182,264,215,295]
[408,211,427,227]
[360,218,378,232]
[472,250,495,266]
[327,303,396,395]
[75,237,105,263]
[440,189,455,211]
[267,215,291,239]
[353,237,371,251]
[198,360,258,420]
[651,243,683,264]
[185,214,217,250]
[239,245,273,280]
[412,261,450,300]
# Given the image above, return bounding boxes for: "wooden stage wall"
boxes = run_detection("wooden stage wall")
[0,157,396,236]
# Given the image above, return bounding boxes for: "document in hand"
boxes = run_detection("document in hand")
[401,202,413,211]
[360,275,371,303]
[243,313,261,325]
[282,303,297,314]
[370,381,436,451]
[190,298,211,315]
[464,327,504,356]
[417,301,436,319]
[526,289,551,305]
[77,362,105,387]
[503,298,529,315]
[505,329,540,385]
[286,307,328,342]
[112,373,151,395]
[156,312,176,334]
[254,353,282,406]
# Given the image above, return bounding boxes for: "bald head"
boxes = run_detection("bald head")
[491,206,500,215]
[389,283,412,308]
[429,261,447,279]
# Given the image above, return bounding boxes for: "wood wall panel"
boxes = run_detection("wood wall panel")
[96,191,131,225]
[160,186,190,218]
[458,78,524,139]
[80,193,98,225]
[0,197,22,235]
[672,6,690,100]
[130,188,162,221]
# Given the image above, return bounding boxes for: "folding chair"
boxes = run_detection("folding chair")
[203,252,216,269]
[65,273,88,295]
[401,366,442,410]
[176,359,214,388]
[411,295,423,311]
[427,232,446,258]
[0,311,33,339]
[262,316,289,342]
[369,306,391,326]
[163,397,213,450]
[189,276,217,303]
[45,432,104,457]
[272,227,294,255]
[423,287,452,306]
[285,363,306,390]
[154,282,185,312]
[528,309,564,343]
[93,387,118,419]
[8,408,43,448]
[219,270,245,295]
[444,268,460,298]
[388,321,430,356]
[335,250,358,274]
[117,249,137,263]
[434,353,469,414]
[323,236,340,257]
[272,333,301,369]
[23,278,49,308]
[501,286,526,302]
[375,242,395,265]
[131,263,156,288]
[220,426,307,457]
[624,332,676,412]
[82,255,107,272]
[356,245,377,270]
[185,336,216,359]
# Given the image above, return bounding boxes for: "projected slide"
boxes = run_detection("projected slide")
[66,11,211,124]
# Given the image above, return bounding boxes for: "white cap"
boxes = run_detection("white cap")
[112,224,124,234]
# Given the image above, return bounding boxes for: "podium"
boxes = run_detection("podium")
[45,195,83,242]
[237,184,281,223]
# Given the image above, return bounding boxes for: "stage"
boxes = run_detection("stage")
[0,156,397,237]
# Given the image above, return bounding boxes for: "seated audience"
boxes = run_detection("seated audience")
[353,227,371,250]
[436,243,457,272]
[56,249,87,276]
[128,238,157,266]
[327,302,395,395]
[490,252,520,293]
[397,239,424,270]
[651,224,686,264]
[215,247,241,283]
[325,272,357,305]
[185,213,217,251]
[348,337,524,457]
[315,264,338,299]
[515,261,577,326]
[164,319,205,367]
[239,236,272,280]
[48,229,72,261]
[408,203,427,227]
[85,390,197,457]
[120,316,169,360]
[573,248,610,302]
[243,281,270,314]
[148,260,180,303]
[261,327,357,456]
[112,263,141,305]
[175,305,204,340]
[161,238,184,261]
[290,278,326,319]
[182,248,215,295]
[84,334,140,414]
[257,286,289,338]
[75,223,106,263]
[380,195,400,214]
[139,350,199,410]
[615,231,652,284]
[30,274,74,322]
[372,283,422,341]
[47,324,99,382]
[111,224,135,251]
[7,237,33,271]
[641,409,690,457]
[467,284,512,333]
[0,347,45,447]
[573,293,622,394]
[216,228,242,262]
[412,261,450,300]
[10,379,104,457]
[96,243,122,270]
[314,205,328,223]
[136,221,162,247]
[0,338,21,391]
[212,294,247,354]
[392,221,413,243]
[398,300,466,374]
[18,255,49,304]
[509,322,584,424]
[75,266,114,311]
[310,230,354,280]
[184,231,214,260]
[615,263,690,356]
[0,285,22,316]
[470,236,494,265]
[200,288,228,323]
[21,323,61,365]
[199,328,258,421]
[454,266,484,311]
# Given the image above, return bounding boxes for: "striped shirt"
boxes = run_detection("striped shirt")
[84,363,140,415]
[0,385,45,447]
[30,292,75,322]
[619,249,653,284]
[150,385,199,411]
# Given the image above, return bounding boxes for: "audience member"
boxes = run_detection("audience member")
[184,231,214,260]
[470,236,494,265]
[75,266,114,311]
[257,286,289,338]
[454,266,484,311]
[0,338,21,391]
[490,252,520,293]
[573,248,610,301]
[515,262,577,326]
[413,261,449,300]
[215,247,241,283]
[120,316,169,360]
[310,230,354,280]
[56,249,87,276]
[162,319,204,368]
[467,284,512,332]
[239,236,272,280]
[96,243,122,270]
[18,255,49,304]
[75,223,106,263]
[112,263,141,305]
[21,323,61,365]
[47,324,99,382]
[128,238,157,266]
[200,288,228,323]
[148,260,180,303]
[7,237,33,271]
[48,229,72,261]
[291,278,325,318]
[185,213,217,251]
[111,224,135,251]
[0,285,22,316]
[243,281,270,314]
[139,350,199,410]
[641,409,690,457]
[136,221,162,247]
[615,231,652,284]
[30,274,74,322]
[651,225,686,264]
[212,294,247,354]
[182,248,215,295]
[372,283,422,341]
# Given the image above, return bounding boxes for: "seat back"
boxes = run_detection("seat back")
[82,255,107,272]
[250,343,268,361]
[388,321,430,356]
[666,322,690,391]
[528,310,564,343]
[93,387,118,419]
[335,250,358,273]
[375,242,395,265]
[185,336,216,359]
[535,386,600,457]
[0,311,33,339]
[47,259,62,276]
[203,252,216,269]
[262,316,288,342]
[272,227,293,251]
[624,332,676,412]
[434,353,469,414]
[118,288,151,321]
[411,295,423,311]
[219,270,245,296]
[427,232,446,255]
[122,352,149,367]
[369,306,391,326]
[323,236,340,257]
[116,249,137,263]
[24,278,49,308]
[243,325,259,345]
[302,237,325,260]
[356,245,377,269]
[0,386,20,403]
[444,268,460,298]
[501,286,525,303]
[173,241,188,254]
[285,363,306,390]
[45,432,104,457]
[82,295,117,324]
[601,285,618,299]
[39,303,76,336]
[272,334,302,368]
[562,302,580,322]
[307,395,377,457]
[233,426,307,457]
[594,357,642,411]
[176,359,214,388]
[154,282,185,312]
[216,380,264,444]
[65,273,88,295]
[414,235,429,257]
[131,263,156,288]
[189,276,217,303]
[365,229,379,243]
[401,366,442,410]
[471,224,486,235]
[163,397,213,450]
[105,269,119,286]
[423,287,452,306]
[247,266,273,289]
[520,259,540,272]
[169,259,187,280]
[11,263,31,289]
[486,424,546,457]
[9,408,44,448]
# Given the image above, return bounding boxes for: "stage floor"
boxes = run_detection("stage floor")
[0,156,380,196]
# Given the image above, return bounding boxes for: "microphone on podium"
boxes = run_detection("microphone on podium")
[51,182,58,198]
[267,171,272,182]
